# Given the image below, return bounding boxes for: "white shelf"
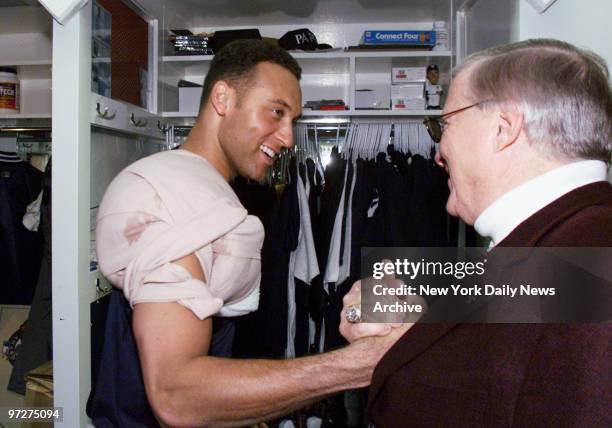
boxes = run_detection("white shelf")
[162,50,452,63]
[304,109,442,116]
[0,59,52,67]
[162,111,198,118]
[163,55,213,62]
[302,110,351,116]
[351,50,451,58]
[162,109,442,118]
[0,113,52,119]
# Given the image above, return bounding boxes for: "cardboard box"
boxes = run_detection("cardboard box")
[391,97,426,110]
[179,86,203,113]
[392,67,426,83]
[391,83,424,99]
[24,360,54,428]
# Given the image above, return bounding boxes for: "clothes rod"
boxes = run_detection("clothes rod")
[0,126,52,133]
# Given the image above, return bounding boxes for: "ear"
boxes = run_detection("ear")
[209,81,235,116]
[494,103,524,152]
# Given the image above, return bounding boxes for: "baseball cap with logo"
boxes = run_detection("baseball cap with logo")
[279,29,333,51]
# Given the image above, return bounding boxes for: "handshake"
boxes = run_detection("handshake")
[339,263,428,343]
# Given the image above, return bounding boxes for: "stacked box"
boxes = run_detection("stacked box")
[391,69,425,110]
[391,98,425,110]
[392,67,426,83]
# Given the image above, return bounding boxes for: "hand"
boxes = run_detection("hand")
[339,279,405,343]
[340,262,428,342]
[342,321,415,388]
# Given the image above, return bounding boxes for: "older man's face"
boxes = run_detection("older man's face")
[434,70,496,225]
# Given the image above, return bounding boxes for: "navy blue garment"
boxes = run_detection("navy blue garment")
[408,154,451,247]
[315,148,346,276]
[8,159,52,394]
[255,159,300,357]
[87,289,160,428]
[230,176,279,358]
[87,289,235,427]
[0,152,43,304]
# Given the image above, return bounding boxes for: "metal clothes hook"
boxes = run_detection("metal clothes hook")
[130,113,147,127]
[157,120,168,133]
[96,102,116,120]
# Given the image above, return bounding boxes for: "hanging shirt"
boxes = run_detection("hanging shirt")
[286,172,320,358]
[96,149,264,320]
[0,151,43,304]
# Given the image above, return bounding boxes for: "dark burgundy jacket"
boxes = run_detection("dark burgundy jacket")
[367,182,612,427]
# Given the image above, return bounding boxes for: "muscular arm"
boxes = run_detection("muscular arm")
[133,254,405,427]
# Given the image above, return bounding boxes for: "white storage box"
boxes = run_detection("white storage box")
[391,83,424,99]
[355,89,378,109]
[391,67,426,83]
[179,87,203,113]
[391,97,426,110]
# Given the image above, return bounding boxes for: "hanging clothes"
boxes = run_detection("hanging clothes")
[286,169,320,358]
[230,176,279,358]
[7,159,52,394]
[0,150,43,305]
[254,159,301,358]
[313,122,452,351]
[234,122,452,360]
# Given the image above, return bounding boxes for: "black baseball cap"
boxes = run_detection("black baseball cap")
[212,29,262,52]
[279,29,332,51]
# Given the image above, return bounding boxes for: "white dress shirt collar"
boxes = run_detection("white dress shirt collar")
[474,160,608,248]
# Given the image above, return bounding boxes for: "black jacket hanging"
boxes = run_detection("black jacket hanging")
[0,151,43,304]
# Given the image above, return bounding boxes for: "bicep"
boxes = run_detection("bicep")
[132,300,213,402]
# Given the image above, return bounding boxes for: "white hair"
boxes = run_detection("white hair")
[455,39,611,164]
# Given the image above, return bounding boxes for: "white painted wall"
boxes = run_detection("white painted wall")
[519,0,612,67]
[464,0,518,56]
[90,129,160,207]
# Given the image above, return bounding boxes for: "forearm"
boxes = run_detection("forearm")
[154,343,374,427]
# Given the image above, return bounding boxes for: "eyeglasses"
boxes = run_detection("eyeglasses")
[423,102,482,143]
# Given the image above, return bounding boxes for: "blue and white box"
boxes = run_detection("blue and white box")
[363,30,435,46]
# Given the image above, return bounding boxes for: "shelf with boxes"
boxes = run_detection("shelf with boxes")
[158,0,454,119]
[160,50,451,118]
[354,52,451,113]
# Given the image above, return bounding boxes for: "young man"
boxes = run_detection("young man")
[343,38,611,426]
[90,40,409,427]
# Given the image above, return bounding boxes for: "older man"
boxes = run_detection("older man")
[344,39,611,426]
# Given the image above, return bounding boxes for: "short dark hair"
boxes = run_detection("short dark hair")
[199,39,302,112]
